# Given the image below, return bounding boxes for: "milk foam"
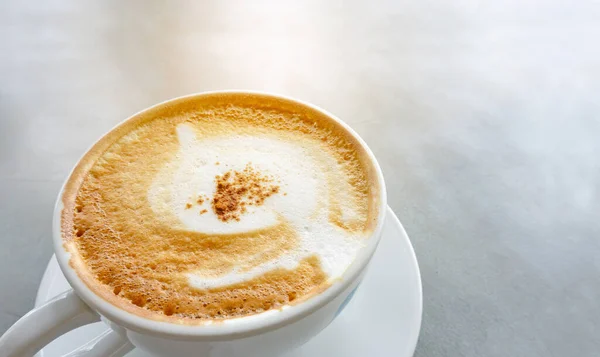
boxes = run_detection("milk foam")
[148,124,365,290]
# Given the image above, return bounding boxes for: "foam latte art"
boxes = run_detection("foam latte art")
[61,93,380,322]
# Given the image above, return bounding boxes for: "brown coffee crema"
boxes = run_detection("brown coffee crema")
[61,93,380,323]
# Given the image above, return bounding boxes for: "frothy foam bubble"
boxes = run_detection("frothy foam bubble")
[148,124,366,290]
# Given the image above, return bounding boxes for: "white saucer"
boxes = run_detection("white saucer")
[35,207,422,357]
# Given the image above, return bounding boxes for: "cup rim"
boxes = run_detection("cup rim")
[52,90,387,340]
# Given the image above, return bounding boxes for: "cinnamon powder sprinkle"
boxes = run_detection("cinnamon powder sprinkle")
[212,164,280,222]
[199,209,208,215]
[185,203,192,209]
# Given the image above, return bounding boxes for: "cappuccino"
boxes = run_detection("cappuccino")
[61,93,381,323]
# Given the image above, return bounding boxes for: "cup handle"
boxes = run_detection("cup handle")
[0,289,132,357]
[64,328,134,357]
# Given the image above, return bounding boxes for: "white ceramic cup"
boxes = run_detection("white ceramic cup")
[0,91,387,357]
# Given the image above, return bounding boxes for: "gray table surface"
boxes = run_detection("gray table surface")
[1,1,599,356]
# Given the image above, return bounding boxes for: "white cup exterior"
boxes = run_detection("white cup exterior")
[3,91,387,357]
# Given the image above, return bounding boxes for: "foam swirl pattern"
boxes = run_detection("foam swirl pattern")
[61,93,380,322]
